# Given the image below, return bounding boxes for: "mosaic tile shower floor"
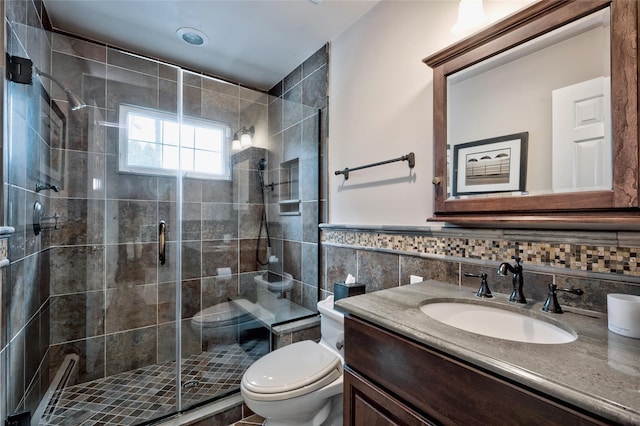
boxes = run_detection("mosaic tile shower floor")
[39,341,266,426]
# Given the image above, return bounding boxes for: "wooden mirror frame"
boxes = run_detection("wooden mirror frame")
[424,0,639,228]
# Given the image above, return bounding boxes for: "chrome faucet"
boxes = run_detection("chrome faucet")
[542,284,584,314]
[498,257,526,304]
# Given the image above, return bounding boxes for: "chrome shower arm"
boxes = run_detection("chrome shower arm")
[36,67,87,110]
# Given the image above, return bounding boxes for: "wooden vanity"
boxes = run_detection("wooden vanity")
[344,315,607,425]
[336,281,639,426]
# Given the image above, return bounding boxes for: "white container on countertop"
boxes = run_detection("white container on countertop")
[607,293,640,339]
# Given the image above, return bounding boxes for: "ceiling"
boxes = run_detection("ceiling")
[42,0,379,91]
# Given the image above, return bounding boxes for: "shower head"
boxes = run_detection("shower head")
[258,159,267,171]
[65,90,87,111]
[36,68,87,111]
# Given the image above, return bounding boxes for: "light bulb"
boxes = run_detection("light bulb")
[240,132,252,147]
[452,0,487,35]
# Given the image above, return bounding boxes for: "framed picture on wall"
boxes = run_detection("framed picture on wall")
[452,132,528,196]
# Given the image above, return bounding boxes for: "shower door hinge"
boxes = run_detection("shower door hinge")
[6,54,33,85]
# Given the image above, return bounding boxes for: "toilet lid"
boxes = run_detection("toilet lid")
[242,341,341,398]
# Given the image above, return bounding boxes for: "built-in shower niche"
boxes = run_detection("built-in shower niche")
[278,158,300,215]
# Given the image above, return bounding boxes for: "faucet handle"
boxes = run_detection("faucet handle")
[463,272,493,298]
[542,284,584,314]
[463,272,486,279]
[542,284,563,313]
[559,286,584,296]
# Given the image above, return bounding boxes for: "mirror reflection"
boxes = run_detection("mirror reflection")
[447,8,611,200]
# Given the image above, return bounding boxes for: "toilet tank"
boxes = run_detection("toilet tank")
[317,296,345,359]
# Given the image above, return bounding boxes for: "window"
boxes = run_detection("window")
[119,105,231,179]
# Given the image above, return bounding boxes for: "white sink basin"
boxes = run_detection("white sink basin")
[420,300,577,344]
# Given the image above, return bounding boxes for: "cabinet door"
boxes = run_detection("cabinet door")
[345,316,609,426]
[344,367,435,426]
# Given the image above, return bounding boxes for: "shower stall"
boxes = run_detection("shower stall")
[2,11,324,426]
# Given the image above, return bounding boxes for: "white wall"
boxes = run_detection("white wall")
[328,0,535,226]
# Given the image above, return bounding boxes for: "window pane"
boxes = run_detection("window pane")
[163,145,179,170]
[195,150,222,175]
[195,127,223,151]
[163,121,179,146]
[181,125,195,148]
[181,147,195,171]
[120,105,230,179]
[129,113,157,142]
[128,140,162,168]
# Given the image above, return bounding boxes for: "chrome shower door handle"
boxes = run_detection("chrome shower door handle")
[159,221,166,265]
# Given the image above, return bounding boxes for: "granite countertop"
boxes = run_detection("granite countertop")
[335,280,640,425]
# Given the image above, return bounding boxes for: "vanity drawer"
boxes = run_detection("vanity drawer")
[344,316,608,426]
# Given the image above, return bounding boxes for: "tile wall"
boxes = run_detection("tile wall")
[0,238,9,424]
[1,1,327,421]
[321,226,640,314]
[4,0,53,416]
[43,33,272,392]
[266,45,327,310]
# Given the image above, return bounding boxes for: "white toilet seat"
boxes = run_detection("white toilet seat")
[241,340,342,402]
[192,300,251,327]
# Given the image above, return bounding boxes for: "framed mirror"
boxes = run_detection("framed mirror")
[424,0,639,226]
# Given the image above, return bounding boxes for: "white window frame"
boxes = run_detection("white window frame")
[118,104,231,180]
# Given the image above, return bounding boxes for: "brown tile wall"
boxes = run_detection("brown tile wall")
[43,34,273,387]
[4,0,53,416]
[1,1,325,420]
[263,45,327,311]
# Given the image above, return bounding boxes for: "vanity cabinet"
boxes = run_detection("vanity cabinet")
[423,0,640,227]
[343,315,609,426]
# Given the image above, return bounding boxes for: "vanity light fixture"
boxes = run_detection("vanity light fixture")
[232,125,255,150]
[176,27,209,46]
[451,0,487,35]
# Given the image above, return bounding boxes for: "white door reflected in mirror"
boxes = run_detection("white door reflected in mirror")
[552,76,612,193]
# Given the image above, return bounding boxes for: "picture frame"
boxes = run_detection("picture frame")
[452,132,528,196]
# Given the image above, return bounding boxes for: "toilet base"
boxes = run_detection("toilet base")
[261,394,342,426]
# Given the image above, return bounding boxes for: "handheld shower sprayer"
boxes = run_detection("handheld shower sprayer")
[258,158,267,188]
[257,158,274,265]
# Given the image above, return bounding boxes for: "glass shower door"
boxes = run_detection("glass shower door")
[5,19,187,422]
[100,51,183,422]
[5,16,322,423]
[176,71,273,411]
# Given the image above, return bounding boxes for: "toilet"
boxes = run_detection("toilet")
[240,296,345,426]
[191,299,257,348]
